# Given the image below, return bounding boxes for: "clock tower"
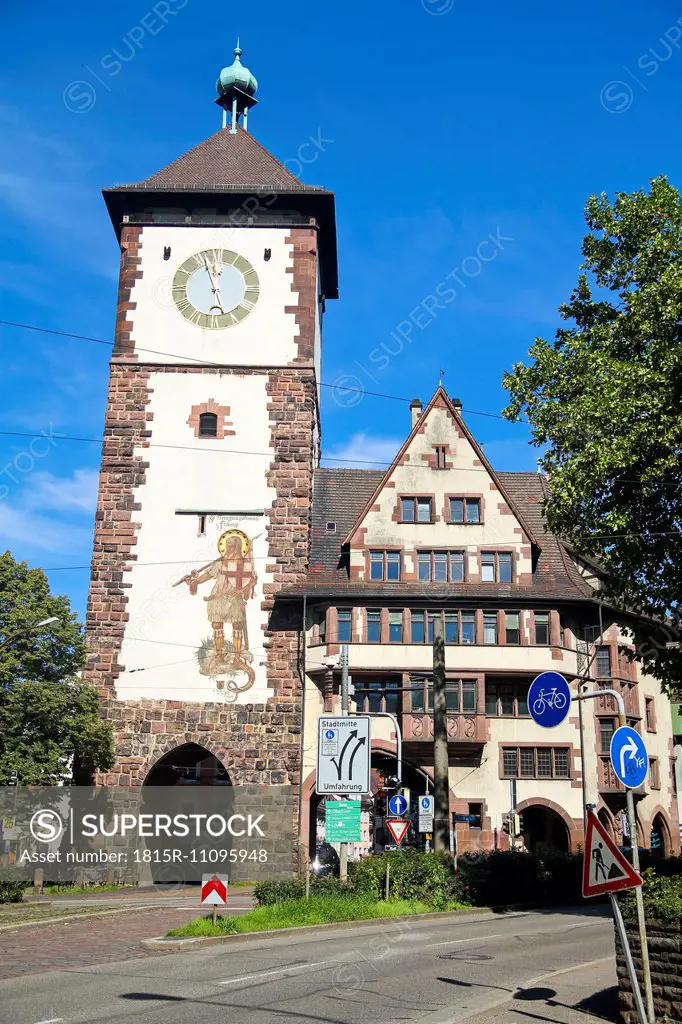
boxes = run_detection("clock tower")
[84,47,337,794]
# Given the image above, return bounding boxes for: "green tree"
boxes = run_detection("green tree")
[0,551,114,783]
[503,176,682,692]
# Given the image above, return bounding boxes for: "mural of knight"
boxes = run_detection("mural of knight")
[176,529,257,697]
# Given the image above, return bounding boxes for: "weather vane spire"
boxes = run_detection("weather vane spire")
[215,40,259,132]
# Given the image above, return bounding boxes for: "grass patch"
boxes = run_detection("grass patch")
[42,883,137,895]
[167,894,466,937]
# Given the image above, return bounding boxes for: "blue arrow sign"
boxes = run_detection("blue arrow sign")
[610,726,648,789]
[528,672,571,728]
[388,794,408,817]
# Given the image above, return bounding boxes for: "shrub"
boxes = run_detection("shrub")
[253,878,306,905]
[0,881,25,904]
[621,870,682,924]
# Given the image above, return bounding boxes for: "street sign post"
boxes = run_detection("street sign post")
[582,809,642,898]
[418,796,434,832]
[386,819,409,845]
[610,726,648,789]
[201,873,228,926]
[582,808,647,1024]
[388,793,408,817]
[325,799,362,842]
[528,671,571,728]
[453,813,480,825]
[316,716,370,795]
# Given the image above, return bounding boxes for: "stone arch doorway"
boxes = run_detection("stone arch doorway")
[143,743,231,786]
[650,811,672,858]
[598,805,617,842]
[519,803,570,853]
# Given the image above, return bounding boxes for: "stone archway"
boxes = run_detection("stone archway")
[143,742,232,786]
[598,804,617,842]
[649,808,673,858]
[515,798,578,853]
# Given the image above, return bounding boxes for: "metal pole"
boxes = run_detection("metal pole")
[339,644,349,885]
[610,892,648,1024]
[578,686,588,835]
[358,711,401,785]
[432,617,449,852]
[577,688,654,1022]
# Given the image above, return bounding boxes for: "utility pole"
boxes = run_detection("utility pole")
[432,617,449,852]
[339,643,349,884]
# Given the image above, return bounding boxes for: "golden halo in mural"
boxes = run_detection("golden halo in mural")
[217,529,251,556]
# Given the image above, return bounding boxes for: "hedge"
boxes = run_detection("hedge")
[255,850,682,911]
[0,881,25,904]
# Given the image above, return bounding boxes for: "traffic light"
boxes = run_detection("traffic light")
[502,813,511,835]
[385,775,400,790]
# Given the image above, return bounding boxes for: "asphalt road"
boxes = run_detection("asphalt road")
[0,906,616,1024]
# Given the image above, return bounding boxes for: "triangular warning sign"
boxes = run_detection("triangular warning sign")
[582,810,642,898]
[386,819,409,845]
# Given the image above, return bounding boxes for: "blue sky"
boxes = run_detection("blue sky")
[1,0,680,617]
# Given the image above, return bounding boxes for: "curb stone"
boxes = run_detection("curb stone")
[140,906,507,951]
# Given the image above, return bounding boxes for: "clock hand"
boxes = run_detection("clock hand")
[203,258,225,313]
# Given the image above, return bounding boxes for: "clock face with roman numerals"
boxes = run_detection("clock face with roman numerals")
[172,249,260,329]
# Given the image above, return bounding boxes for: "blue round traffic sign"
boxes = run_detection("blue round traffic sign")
[388,794,408,817]
[610,726,648,789]
[324,729,335,740]
[528,672,571,728]
[420,796,432,810]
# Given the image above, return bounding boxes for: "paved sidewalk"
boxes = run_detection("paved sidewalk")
[462,957,618,1024]
[0,897,253,980]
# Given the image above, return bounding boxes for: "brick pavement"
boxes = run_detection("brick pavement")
[0,904,240,980]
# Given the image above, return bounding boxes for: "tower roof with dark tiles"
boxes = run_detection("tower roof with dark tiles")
[108,125,331,194]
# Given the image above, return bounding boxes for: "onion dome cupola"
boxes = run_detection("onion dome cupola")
[215,41,259,133]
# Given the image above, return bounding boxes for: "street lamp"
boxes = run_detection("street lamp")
[0,617,59,647]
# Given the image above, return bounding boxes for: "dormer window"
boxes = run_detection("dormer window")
[199,412,218,438]
[450,497,481,524]
[401,496,433,523]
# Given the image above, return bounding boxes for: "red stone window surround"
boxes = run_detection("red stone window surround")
[500,744,573,780]
[398,495,436,524]
[645,696,656,732]
[480,549,514,583]
[187,400,235,440]
[444,494,485,525]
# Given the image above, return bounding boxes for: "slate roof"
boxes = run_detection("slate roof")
[108,126,330,194]
[280,467,595,603]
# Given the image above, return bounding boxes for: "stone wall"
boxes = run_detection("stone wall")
[84,367,317,790]
[615,918,682,1022]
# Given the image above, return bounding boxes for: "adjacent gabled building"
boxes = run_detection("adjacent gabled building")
[281,389,680,859]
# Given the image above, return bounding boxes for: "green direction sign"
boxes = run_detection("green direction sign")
[325,799,362,842]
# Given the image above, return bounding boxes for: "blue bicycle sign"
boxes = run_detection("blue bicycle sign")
[528,672,571,728]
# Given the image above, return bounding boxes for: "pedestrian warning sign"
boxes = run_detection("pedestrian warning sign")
[582,809,642,898]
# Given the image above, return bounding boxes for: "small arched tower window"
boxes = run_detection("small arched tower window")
[199,412,218,438]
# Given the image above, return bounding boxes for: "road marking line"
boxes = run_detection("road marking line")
[219,959,340,986]
[422,954,617,1024]
[422,933,503,949]
[32,1018,63,1023]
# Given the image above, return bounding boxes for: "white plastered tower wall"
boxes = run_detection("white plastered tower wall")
[112,224,322,705]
